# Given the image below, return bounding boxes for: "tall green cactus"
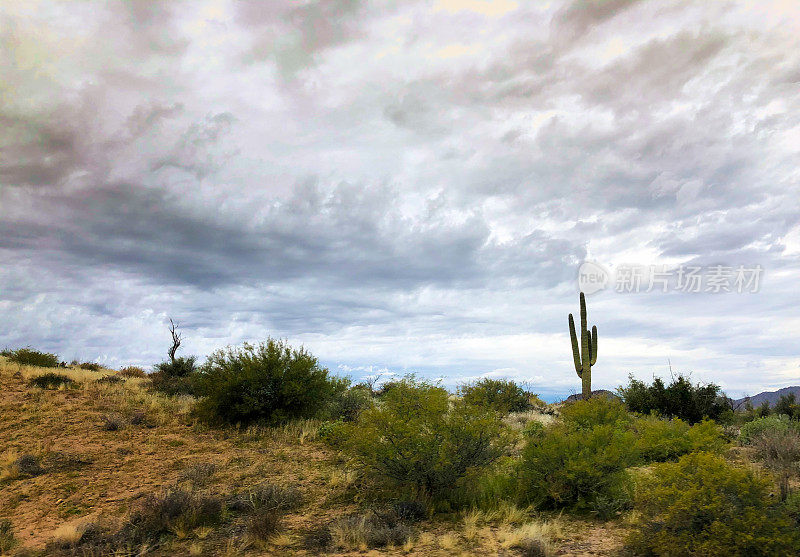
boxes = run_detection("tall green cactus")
[568,292,597,399]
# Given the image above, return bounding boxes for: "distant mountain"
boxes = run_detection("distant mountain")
[733,386,800,410]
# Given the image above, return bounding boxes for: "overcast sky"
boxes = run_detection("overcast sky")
[1,0,799,399]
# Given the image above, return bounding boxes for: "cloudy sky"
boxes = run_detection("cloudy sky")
[1,0,799,399]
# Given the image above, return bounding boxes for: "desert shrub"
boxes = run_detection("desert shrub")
[149,370,199,397]
[375,380,402,398]
[775,393,800,419]
[303,524,333,550]
[78,362,101,371]
[101,413,124,431]
[118,366,146,378]
[633,416,726,463]
[341,378,511,498]
[327,384,373,422]
[783,490,800,527]
[149,356,200,396]
[522,420,546,439]
[95,375,124,385]
[2,347,60,368]
[751,428,800,501]
[627,452,800,556]
[154,356,197,377]
[618,374,731,424]
[28,372,75,389]
[0,519,16,553]
[194,340,344,426]
[460,378,533,414]
[518,538,551,557]
[119,489,224,545]
[559,396,631,429]
[392,500,427,522]
[318,419,349,447]
[518,421,636,511]
[129,410,149,426]
[178,462,217,486]
[329,513,411,550]
[228,483,302,513]
[247,510,283,541]
[14,454,44,477]
[45,521,114,556]
[739,414,792,445]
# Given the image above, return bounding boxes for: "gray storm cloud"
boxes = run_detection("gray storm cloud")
[1,0,798,399]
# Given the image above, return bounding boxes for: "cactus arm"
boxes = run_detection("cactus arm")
[579,292,587,338]
[569,314,581,376]
[590,325,597,365]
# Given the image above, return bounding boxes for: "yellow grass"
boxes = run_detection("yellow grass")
[0,357,626,556]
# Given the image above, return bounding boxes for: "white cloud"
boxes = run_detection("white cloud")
[1,0,799,400]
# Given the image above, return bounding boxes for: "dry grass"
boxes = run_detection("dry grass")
[0,357,628,555]
[498,516,566,555]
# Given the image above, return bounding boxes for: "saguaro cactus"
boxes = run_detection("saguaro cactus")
[568,292,597,399]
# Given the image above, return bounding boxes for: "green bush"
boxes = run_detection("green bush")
[194,340,344,426]
[150,373,199,396]
[149,356,200,396]
[341,378,511,498]
[518,421,636,511]
[327,384,373,422]
[560,396,631,430]
[626,452,800,556]
[633,416,726,463]
[775,393,800,419]
[618,374,731,424]
[522,420,545,439]
[2,347,60,368]
[154,356,197,377]
[739,414,792,445]
[460,378,533,414]
[28,373,75,389]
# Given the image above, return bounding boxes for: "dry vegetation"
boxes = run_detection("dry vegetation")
[0,357,623,556]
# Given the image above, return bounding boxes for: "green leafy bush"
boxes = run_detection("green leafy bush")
[194,340,344,426]
[518,421,636,511]
[341,378,511,498]
[559,396,631,430]
[739,414,792,445]
[460,378,533,414]
[626,452,800,556]
[327,384,373,422]
[522,420,545,439]
[28,373,75,389]
[154,356,197,377]
[775,393,800,419]
[2,347,60,368]
[633,416,726,463]
[618,374,731,424]
[149,356,200,396]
